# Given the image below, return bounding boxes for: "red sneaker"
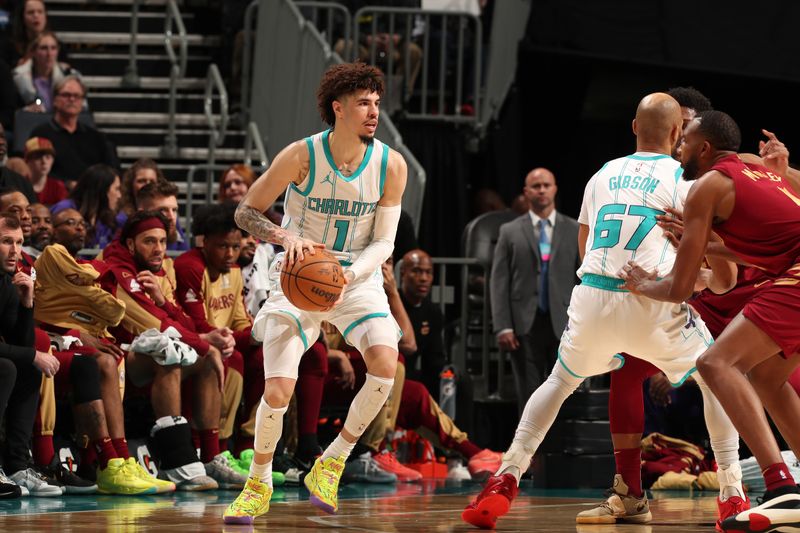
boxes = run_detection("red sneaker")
[461,473,519,529]
[467,449,502,482]
[372,451,422,482]
[716,494,750,532]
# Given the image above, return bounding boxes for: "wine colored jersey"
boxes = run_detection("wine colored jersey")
[711,154,800,276]
[173,248,252,344]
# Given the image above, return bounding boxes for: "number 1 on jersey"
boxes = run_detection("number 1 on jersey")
[332,219,350,251]
[592,203,664,251]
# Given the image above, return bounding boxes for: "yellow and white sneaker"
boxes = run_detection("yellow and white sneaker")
[223,476,273,525]
[126,458,175,493]
[304,456,346,514]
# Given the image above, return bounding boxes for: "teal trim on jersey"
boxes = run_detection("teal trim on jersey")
[613,353,625,370]
[290,137,316,197]
[557,349,588,379]
[627,153,671,161]
[274,310,309,351]
[670,367,697,388]
[379,144,389,196]
[674,166,684,184]
[339,260,352,267]
[581,273,629,292]
[322,129,374,182]
[342,312,389,342]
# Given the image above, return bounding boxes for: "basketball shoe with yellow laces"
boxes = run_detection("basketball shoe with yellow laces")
[304,456,346,514]
[125,458,176,493]
[223,476,273,525]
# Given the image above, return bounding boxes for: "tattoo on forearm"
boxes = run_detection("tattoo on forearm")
[234,205,287,244]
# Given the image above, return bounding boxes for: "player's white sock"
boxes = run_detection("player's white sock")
[321,373,394,461]
[696,374,744,501]
[249,459,273,488]
[497,364,583,484]
[254,398,288,455]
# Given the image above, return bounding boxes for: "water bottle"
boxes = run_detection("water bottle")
[439,366,457,419]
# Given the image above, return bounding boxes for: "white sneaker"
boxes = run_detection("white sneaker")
[204,453,247,489]
[159,461,218,492]
[10,468,63,497]
[447,459,472,481]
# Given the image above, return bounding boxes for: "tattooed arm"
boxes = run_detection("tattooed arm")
[235,140,323,265]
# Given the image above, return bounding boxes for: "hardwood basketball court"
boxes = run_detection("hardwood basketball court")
[0,480,721,532]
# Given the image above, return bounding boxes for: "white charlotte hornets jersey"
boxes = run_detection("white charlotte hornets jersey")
[282,129,390,265]
[578,152,690,279]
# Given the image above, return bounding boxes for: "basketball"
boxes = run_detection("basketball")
[280,249,345,311]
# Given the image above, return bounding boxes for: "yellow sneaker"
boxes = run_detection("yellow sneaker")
[304,456,345,514]
[223,476,273,525]
[126,458,176,493]
[96,458,158,495]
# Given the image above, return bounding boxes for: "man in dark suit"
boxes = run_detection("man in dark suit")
[490,167,580,413]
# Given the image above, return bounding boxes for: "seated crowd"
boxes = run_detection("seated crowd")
[0,154,502,499]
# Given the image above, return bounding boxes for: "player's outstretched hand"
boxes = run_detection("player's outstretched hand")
[619,261,657,294]
[656,207,683,248]
[759,129,789,177]
[320,269,351,312]
[282,234,324,267]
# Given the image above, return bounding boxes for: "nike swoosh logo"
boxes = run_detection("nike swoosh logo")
[753,280,771,288]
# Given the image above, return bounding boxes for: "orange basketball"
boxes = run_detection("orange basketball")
[280,249,345,311]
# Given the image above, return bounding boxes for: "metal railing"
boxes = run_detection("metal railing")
[204,63,229,179]
[294,1,351,53]
[122,0,142,87]
[161,0,189,158]
[244,121,269,168]
[353,6,481,124]
[240,0,259,126]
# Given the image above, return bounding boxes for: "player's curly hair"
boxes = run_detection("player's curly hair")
[317,62,385,126]
[696,110,741,152]
[667,86,713,112]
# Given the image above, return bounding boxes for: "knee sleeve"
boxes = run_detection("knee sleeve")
[70,355,102,404]
[261,314,319,379]
[254,398,288,455]
[343,373,394,437]
[346,316,400,356]
[695,373,739,468]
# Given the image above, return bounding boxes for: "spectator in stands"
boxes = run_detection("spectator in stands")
[30,76,119,185]
[0,211,62,497]
[0,186,32,246]
[14,31,81,113]
[51,163,123,249]
[100,210,238,490]
[218,164,255,204]
[119,158,165,217]
[3,0,69,67]
[174,204,252,468]
[5,156,30,180]
[24,136,65,205]
[135,180,189,251]
[22,201,50,257]
[490,167,580,414]
[399,248,445,396]
[0,123,36,202]
[0,58,23,131]
[218,163,283,225]
[510,193,529,215]
[472,188,506,218]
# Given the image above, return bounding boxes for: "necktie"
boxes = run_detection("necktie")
[538,218,550,313]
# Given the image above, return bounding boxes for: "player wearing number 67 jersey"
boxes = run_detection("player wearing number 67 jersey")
[223,63,407,525]
[462,93,744,530]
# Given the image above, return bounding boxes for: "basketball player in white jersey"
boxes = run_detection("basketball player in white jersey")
[223,63,407,524]
[462,93,745,530]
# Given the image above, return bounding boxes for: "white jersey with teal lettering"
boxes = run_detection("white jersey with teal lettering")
[282,129,390,265]
[578,152,690,279]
